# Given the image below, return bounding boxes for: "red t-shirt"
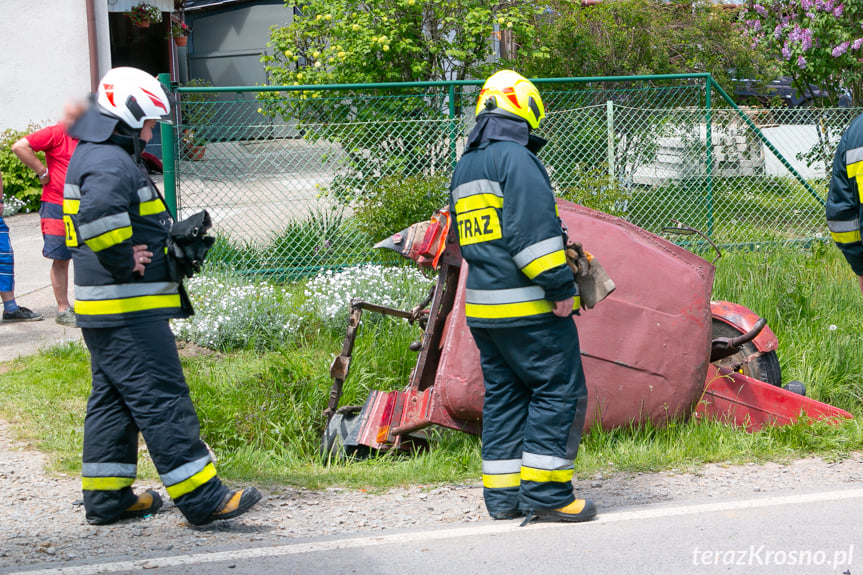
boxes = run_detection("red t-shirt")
[25,124,78,206]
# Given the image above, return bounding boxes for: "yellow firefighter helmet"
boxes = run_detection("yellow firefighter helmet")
[475,70,545,130]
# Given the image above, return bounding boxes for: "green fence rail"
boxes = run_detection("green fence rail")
[164,73,842,280]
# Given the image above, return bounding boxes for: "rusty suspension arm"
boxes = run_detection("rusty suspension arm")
[323,291,434,426]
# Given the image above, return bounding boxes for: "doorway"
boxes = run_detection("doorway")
[108,13,171,75]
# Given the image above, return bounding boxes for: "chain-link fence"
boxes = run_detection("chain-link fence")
[165,74,854,279]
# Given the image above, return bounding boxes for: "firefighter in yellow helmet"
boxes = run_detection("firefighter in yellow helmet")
[449,70,596,522]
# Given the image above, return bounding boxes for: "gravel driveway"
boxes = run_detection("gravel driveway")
[3,418,863,573]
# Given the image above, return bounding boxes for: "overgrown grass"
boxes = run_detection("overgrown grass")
[2,245,863,489]
[206,210,379,282]
[624,176,825,243]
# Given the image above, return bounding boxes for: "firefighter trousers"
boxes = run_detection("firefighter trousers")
[470,316,588,517]
[81,320,229,525]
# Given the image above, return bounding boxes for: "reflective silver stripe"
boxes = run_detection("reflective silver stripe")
[827,219,860,233]
[522,452,573,471]
[81,462,137,478]
[847,147,863,165]
[78,212,131,240]
[160,455,211,487]
[137,186,156,202]
[512,236,564,270]
[64,184,81,199]
[452,179,503,202]
[465,286,546,305]
[75,281,179,301]
[482,459,522,474]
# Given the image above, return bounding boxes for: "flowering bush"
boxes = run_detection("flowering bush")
[743,1,863,106]
[172,274,300,351]
[173,265,433,350]
[0,125,44,213]
[2,196,28,217]
[301,264,434,329]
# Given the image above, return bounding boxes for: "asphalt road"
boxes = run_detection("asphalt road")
[8,485,861,575]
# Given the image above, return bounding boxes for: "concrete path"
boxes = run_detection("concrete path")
[0,213,80,362]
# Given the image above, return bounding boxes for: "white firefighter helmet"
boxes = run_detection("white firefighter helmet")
[96,67,173,129]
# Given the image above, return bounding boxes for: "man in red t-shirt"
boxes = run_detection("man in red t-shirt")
[12,100,86,326]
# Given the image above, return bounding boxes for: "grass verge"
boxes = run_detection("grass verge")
[2,245,863,489]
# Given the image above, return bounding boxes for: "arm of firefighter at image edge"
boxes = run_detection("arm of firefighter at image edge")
[501,149,576,302]
[76,163,136,281]
[826,134,863,276]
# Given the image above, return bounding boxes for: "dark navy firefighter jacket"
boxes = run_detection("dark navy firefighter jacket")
[827,112,863,275]
[449,114,577,328]
[64,107,189,328]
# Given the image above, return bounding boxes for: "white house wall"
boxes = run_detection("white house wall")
[0,0,92,130]
[106,0,174,13]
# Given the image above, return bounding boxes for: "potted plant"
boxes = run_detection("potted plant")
[179,79,217,161]
[181,130,207,161]
[171,21,190,47]
[126,2,163,28]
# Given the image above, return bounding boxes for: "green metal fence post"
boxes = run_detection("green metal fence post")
[705,76,714,237]
[158,73,178,219]
[448,83,457,170]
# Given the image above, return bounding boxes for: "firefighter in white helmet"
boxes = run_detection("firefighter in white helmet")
[64,67,261,525]
[449,70,596,522]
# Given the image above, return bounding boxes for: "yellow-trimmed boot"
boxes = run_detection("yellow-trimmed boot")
[88,489,163,525]
[193,487,262,526]
[536,498,597,523]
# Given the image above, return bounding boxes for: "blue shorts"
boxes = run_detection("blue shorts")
[40,202,71,261]
[0,218,14,292]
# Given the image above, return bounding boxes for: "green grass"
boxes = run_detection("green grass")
[622,176,826,244]
[206,210,379,282]
[2,245,863,489]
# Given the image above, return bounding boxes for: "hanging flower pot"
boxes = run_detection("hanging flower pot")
[171,21,191,47]
[126,2,162,29]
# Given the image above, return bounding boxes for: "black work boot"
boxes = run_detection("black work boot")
[193,487,262,526]
[2,307,44,322]
[490,508,525,520]
[88,489,163,525]
[535,498,597,523]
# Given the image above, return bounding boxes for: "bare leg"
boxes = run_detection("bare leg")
[0,291,13,303]
[51,259,71,312]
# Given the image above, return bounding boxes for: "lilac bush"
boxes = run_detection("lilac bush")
[743,1,863,106]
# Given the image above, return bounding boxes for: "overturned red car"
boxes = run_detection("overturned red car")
[321,200,852,458]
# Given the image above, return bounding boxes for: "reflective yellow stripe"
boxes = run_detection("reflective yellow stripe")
[84,226,133,252]
[520,466,575,483]
[832,230,862,244]
[63,199,80,215]
[521,250,567,279]
[82,476,136,491]
[165,463,217,499]
[847,160,863,178]
[847,161,863,203]
[466,299,554,319]
[64,216,78,247]
[75,294,182,315]
[482,473,521,489]
[139,198,166,216]
[457,208,502,246]
[454,193,503,214]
